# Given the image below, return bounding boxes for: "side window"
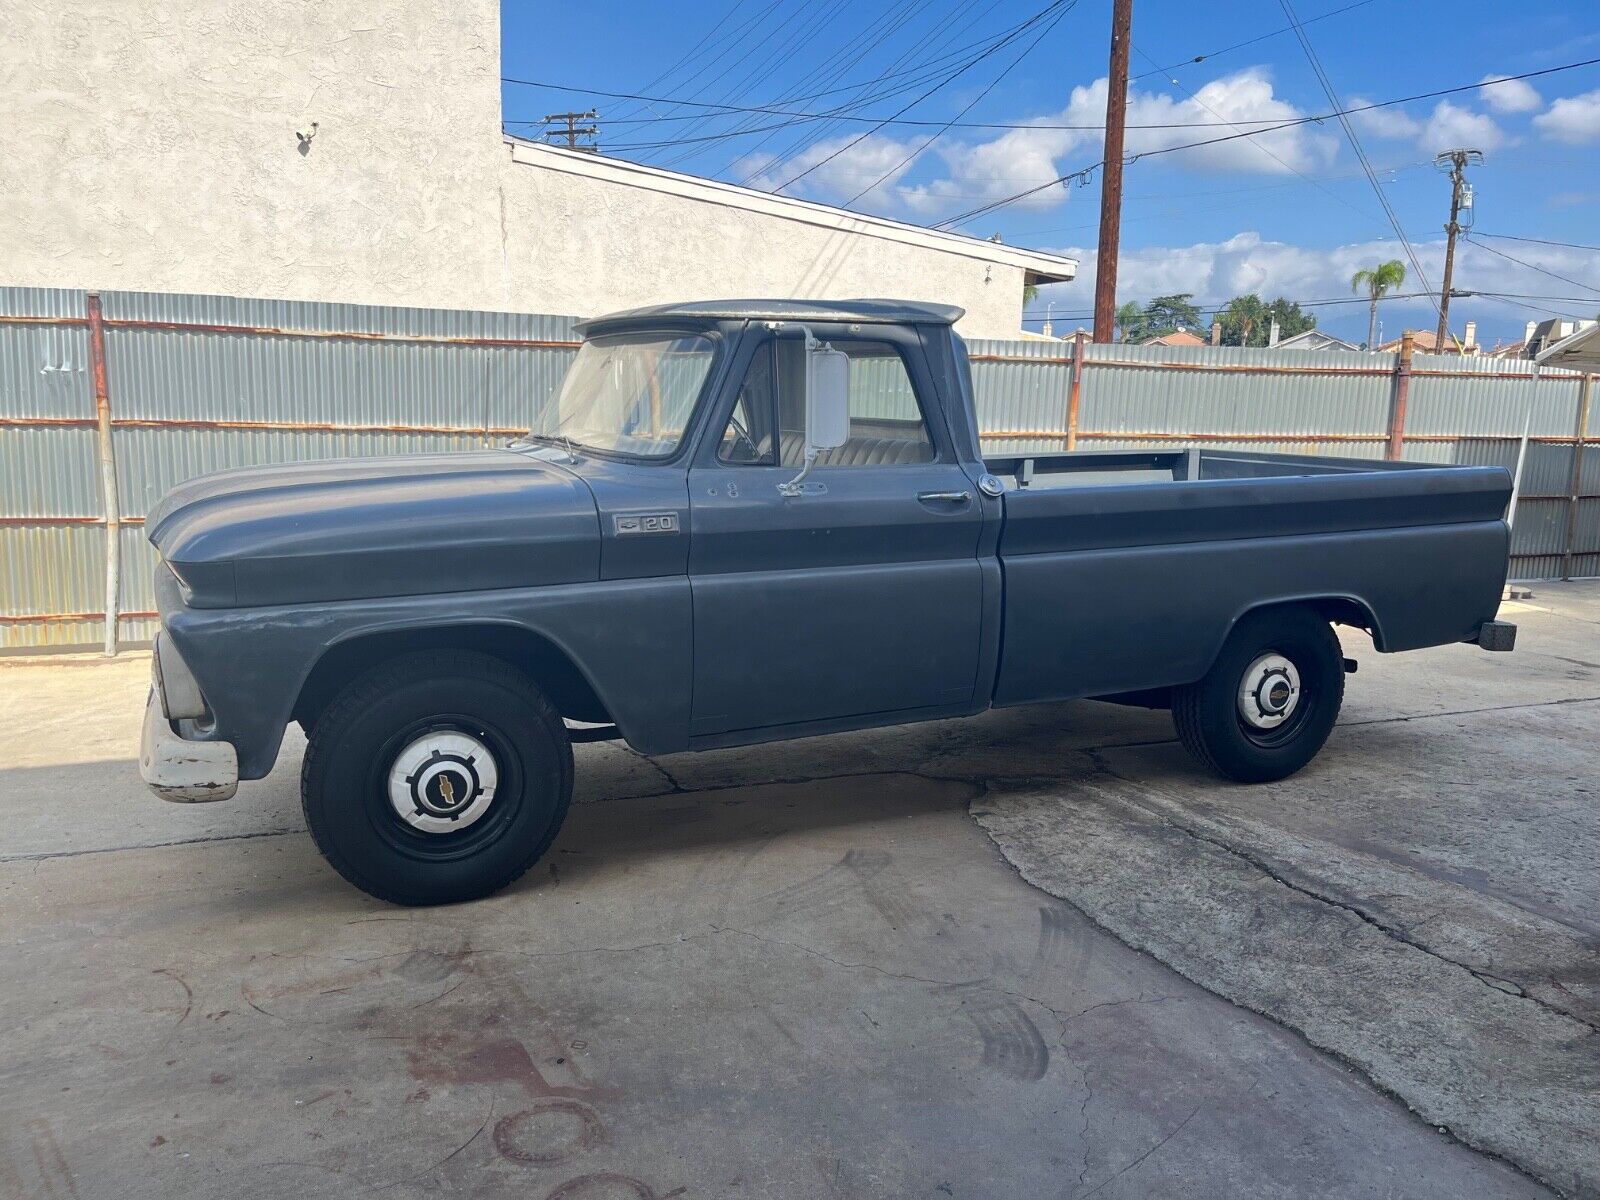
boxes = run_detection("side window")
[717,341,776,465]
[778,339,935,467]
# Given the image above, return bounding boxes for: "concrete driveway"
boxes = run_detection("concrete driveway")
[2,584,1595,1199]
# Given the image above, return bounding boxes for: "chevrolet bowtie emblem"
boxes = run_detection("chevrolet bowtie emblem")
[439,776,456,807]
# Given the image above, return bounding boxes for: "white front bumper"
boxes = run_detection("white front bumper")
[139,687,239,803]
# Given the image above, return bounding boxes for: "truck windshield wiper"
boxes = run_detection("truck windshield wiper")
[508,430,580,462]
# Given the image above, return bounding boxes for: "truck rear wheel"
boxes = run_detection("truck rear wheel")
[1172,608,1344,783]
[301,651,572,905]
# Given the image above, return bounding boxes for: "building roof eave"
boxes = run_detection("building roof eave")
[1536,322,1600,371]
[504,136,1077,282]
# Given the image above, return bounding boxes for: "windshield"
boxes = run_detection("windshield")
[527,332,716,459]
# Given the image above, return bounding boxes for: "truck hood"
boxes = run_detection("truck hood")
[147,451,599,607]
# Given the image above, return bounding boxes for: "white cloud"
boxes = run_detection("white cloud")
[783,69,1337,218]
[1418,101,1508,154]
[1478,74,1542,114]
[1534,89,1600,144]
[1348,96,1421,140]
[736,133,925,207]
[1030,231,1600,342]
[1349,97,1508,155]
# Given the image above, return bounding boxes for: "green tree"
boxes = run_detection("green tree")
[1115,300,1145,342]
[1351,260,1406,351]
[1213,294,1317,347]
[1115,294,1204,343]
[1214,294,1269,347]
[1265,297,1316,341]
[1144,293,1202,338]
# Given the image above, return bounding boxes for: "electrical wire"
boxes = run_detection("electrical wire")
[1274,0,1438,318]
[839,0,1079,206]
[770,0,1077,194]
[507,82,1423,133]
[640,0,846,161]
[689,0,948,174]
[1463,237,1600,298]
[1129,42,1381,232]
[1473,232,1600,255]
[1130,0,1379,81]
[600,0,761,123]
[724,0,1015,181]
[924,56,1600,229]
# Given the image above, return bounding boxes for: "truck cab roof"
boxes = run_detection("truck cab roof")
[576,298,966,336]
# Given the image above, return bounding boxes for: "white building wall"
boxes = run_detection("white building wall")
[2,0,1056,339]
[496,146,1034,339]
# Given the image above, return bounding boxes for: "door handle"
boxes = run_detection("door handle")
[917,490,972,503]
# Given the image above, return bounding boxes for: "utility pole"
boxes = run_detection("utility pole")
[543,110,599,153]
[1434,148,1481,352]
[1092,0,1133,343]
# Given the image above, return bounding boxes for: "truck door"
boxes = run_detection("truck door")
[686,328,984,738]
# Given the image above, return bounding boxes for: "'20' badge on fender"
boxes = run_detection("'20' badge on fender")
[613,512,680,536]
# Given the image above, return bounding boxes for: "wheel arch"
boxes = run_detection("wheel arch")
[292,621,614,733]
[1198,592,1384,680]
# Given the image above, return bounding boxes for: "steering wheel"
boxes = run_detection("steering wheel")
[726,412,763,462]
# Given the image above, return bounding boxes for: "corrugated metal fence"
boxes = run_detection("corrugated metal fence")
[3,286,1595,652]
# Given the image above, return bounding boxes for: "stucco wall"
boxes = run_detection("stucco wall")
[2,0,1038,338]
[2,0,509,311]
[495,148,1032,339]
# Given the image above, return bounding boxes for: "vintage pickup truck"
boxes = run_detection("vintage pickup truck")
[141,299,1517,904]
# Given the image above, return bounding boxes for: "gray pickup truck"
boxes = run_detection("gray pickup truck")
[140,299,1516,905]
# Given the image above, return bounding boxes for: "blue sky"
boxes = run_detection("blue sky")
[502,1,1600,344]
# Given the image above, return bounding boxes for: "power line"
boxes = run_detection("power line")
[926,56,1600,230]
[505,0,1060,163]
[1275,0,1438,319]
[687,0,943,173]
[505,3,1049,118]
[840,0,1078,205]
[1463,236,1600,298]
[1473,232,1600,255]
[504,42,1600,151]
[506,81,1403,133]
[771,0,1077,194]
[639,0,848,162]
[717,0,972,179]
[1021,290,1600,309]
[1130,42,1382,233]
[600,0,760,123]
[1130,0,1378,81]
[610,0,790,127]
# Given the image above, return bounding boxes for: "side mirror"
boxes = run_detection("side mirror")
[780,340,850,496]
[806,345,850,453]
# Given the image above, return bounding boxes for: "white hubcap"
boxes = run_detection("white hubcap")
[1238,653,1301,730]
[386,731,498,834]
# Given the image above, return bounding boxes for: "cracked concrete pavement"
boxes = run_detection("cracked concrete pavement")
[1,583,1595,1197]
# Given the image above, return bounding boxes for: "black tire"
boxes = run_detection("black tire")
[301,651,573,905]
[1172,608,1344,783]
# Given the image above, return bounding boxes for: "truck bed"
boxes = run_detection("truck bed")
[984,447,1430,490]
[982,448,1513,707]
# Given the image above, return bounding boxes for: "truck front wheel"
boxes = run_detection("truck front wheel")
[1172,609,1345,783]
[301,651,573,905]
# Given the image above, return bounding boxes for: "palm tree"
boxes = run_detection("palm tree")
[1351,261,1406,351]
[1115,300,1144,343]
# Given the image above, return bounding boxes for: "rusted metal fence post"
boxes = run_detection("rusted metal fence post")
[1066,329,1086,451]
[85,293,122,656]
[1385,332,1414,461]
[1563,372,1594,581]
